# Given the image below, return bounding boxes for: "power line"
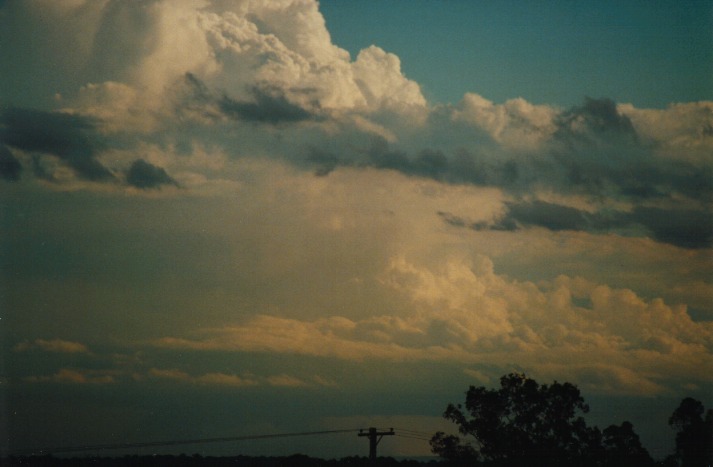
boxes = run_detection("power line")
[392,427,433,437]
[13,426,440,457]
[394,434,432,442]
[12,429,360,456]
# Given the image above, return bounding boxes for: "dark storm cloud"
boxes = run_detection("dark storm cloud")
[547,97,712,203]
[516,97,709,205]
[305,147,340,176]
[0,144,21,181]
[219,85,316,124]
[178,73,318,125]
[0,108,113,181]
[183,73,212,102]
[506,200,600,232]
[440,201,612,234]
[299,99,712,243]
[177,72,223,122]
[364,140,449,178]
[550,98,646,195]
[440,200,712,249]
[31,153,55,181]
[304,138,452,180]
[438,211,517,232]
[629,207,713,249]
[557,97,637,139]
[125,159,178,189]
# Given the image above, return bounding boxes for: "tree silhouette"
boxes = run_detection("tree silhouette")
[431,373,604,466]
[602,421,654,467]
[668,397,713,467]
[429,430,479,465]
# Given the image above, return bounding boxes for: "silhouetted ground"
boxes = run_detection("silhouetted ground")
[1,454,440,467]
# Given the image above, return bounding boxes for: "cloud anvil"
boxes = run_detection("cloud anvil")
[1,0,711,460]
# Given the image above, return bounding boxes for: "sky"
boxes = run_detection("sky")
[0,0,712,460]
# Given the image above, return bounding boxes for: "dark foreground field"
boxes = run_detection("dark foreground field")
[2,455,438,467]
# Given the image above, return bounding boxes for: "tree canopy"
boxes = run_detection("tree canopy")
[667,397,713,467]
[602,421,653,467]
[430,373,662,467]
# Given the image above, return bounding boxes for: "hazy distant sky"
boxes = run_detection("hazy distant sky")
[1,0,711,460]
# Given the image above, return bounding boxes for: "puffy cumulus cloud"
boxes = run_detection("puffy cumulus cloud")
[2,0,711,404]
[70,81,150,132]
[1,0,425,131]
[3,2,710,250]
[619,101,713,165]
[423,97,712,249]
[470,220,713,323]
[149,251,712,396]
[4,154,708,397]
[548,99,687,200]
[451,93,558,149]
[199,1,426,114]
[351,46,426,113]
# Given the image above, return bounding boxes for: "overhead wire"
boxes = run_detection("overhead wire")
[13,426,440,457]
[394,434,432,442]
[392,427,433,437]
[12,429,360,456]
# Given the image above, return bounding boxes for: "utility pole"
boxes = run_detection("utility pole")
[358,427,395,461]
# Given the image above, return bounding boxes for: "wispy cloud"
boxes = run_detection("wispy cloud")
[24,368,114,385]
[14,338,89,354]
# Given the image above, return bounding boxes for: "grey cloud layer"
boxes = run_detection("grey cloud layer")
[0,108,113,181]
[126,159,178,189]
[0,108,177,189]
[1,2,709,238]
[2,92,710,248]
[441,200,713,249]
[0,144,21,181]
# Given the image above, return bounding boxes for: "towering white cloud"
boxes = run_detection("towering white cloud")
[0,0,426,130]
[451,93,558,149]
[1,2,711,456]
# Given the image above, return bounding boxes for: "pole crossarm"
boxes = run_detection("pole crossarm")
[358,427,395,460]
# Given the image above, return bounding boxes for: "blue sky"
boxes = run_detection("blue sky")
[1,0,711,461]
[320,0,712,107]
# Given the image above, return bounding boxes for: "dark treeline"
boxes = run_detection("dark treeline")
[430,373,713,467]
[5,374,711,467]
[1,454,436,467]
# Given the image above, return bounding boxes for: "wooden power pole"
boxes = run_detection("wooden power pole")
[358,427,395,461]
